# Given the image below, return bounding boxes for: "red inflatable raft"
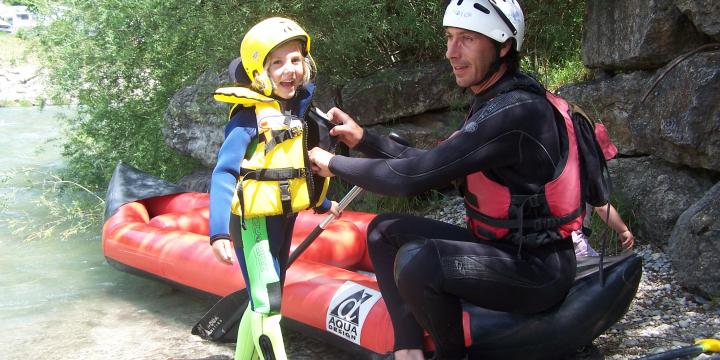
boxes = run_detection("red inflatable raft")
[102,162,642,360]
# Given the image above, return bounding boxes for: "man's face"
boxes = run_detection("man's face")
[445,27,499,91]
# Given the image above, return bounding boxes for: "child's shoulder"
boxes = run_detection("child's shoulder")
[224,107,257,137]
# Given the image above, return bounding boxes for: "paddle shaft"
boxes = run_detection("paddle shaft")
[287,185,364,266]
[636,345,704,360]
[636,339,720,360]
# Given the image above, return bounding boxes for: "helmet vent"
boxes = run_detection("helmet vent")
[473,3,490,14]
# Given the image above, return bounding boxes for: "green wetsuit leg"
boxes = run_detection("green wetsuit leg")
[234,303,258,360]
[240,216,287,360]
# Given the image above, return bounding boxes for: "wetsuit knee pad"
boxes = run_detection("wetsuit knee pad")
[394,239,449,302]
[249,311,287,360]
[393,240,425,283]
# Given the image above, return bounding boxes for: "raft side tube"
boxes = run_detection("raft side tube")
[464,253,642,360]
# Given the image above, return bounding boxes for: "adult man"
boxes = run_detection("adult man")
[309,1,581,359]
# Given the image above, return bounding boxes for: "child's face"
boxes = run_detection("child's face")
[266,41,305,100]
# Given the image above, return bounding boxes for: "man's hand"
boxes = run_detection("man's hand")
[327,107,363,148]
[211,238,234,264]
[308,147,335,177]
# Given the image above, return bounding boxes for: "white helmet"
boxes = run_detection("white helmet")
[443,0,525,51]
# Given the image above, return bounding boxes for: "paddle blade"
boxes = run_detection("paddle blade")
[192,289,249,343]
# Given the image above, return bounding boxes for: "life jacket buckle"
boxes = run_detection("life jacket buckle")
[527,194,541,208]
[533,218,552,231]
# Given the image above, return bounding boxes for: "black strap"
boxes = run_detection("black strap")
[278,180,292,217]
[235,182,246,230]
[240,168,306,181]
[465,202,583,232]
[262,127,302,154]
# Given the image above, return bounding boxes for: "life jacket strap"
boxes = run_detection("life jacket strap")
[240,168,307,181]
[465,202,583,232]
[262,127,302,154]
[278,180,293,217]
[236,169,306,219]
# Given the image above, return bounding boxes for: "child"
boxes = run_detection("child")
[208,17,339,360]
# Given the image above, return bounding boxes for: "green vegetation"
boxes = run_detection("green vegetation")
[1,168,104,241]
[29,0,586,192]
[587,195,638,256]
[522,0,588,89]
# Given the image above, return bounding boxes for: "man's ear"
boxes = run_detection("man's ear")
[499,41,513,58]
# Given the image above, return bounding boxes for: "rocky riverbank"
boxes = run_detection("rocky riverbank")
[0,61,50,107]
[0,34,51,107]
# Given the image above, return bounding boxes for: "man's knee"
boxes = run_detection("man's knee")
[394,240,441,293]
[367,213,399,249]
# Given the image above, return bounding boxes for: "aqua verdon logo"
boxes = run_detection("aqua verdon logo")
[326,281,381,344]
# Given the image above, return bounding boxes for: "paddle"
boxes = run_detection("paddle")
[191,185,364,342]
[287,185,364,266]
[635,338,719,360]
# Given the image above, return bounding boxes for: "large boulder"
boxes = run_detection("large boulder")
[669,181,720,297]
[607,156,715,246]
[674,0,720,41]
[582,0,709,70]
[629,50,720,172]
[360,110,465,151]
[340,61,469,126]
[163,67,227,167]
[557,71,654,155]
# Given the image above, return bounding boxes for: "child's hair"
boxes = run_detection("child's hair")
[262,39,317,90]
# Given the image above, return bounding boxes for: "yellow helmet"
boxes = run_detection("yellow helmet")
[240,17,311,96]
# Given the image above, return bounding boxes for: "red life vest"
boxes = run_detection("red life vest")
[463,92,584,245]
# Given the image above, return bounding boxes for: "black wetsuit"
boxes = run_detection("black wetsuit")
[328,73,577,359]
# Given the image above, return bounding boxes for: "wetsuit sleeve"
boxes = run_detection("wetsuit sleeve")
[355,130,428,159]
[209,124,256,242]
[314,198,332,214]
[328,94,560,197]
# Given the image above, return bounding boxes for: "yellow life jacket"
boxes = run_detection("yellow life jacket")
[213,87,330,219]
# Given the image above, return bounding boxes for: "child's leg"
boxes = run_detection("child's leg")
[234,303,258,360]
[240,216,287,360]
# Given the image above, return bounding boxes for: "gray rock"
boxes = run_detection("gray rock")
[162,66,228,167]
[363,110,465,151]
[582,0,709,70]
[339,61,470,126]
[669,181,720,297]
[177,168,212,193]
[608,156,715,246]
[629,50,720,172]
[674,0,720,41]
[556,71,655,155]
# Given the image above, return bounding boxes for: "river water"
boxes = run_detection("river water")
[0,107,355,360]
